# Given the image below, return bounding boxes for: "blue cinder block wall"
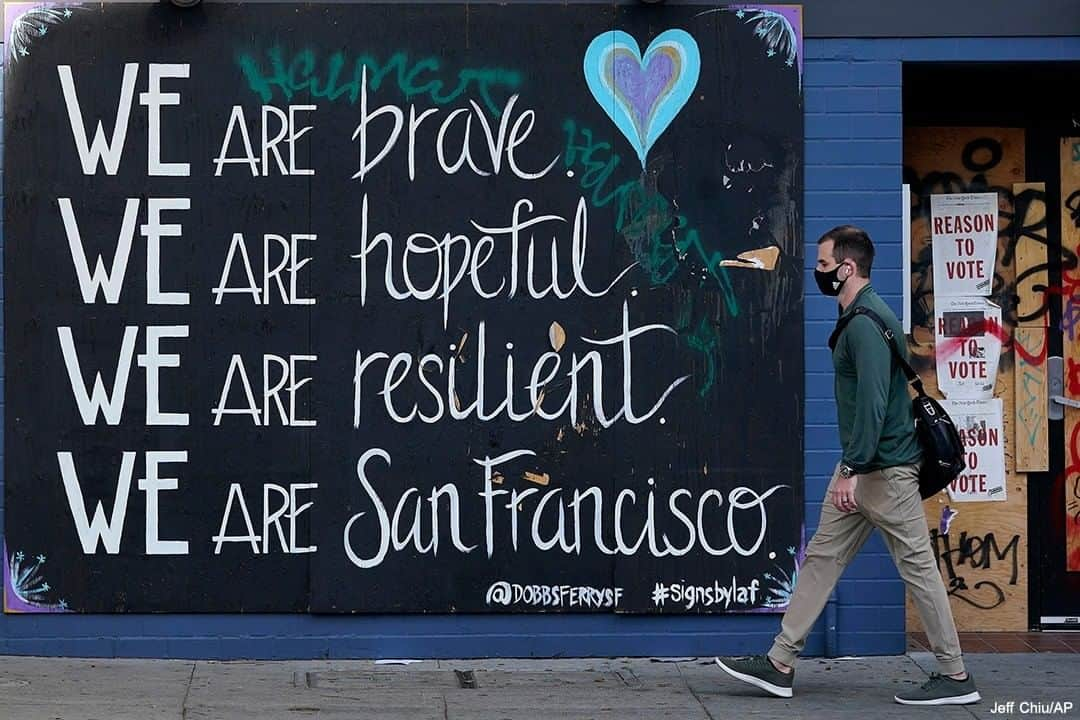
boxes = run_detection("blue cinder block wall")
[0,36,1077,659]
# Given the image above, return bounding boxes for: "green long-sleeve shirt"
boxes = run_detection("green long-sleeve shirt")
[832,285,922,473]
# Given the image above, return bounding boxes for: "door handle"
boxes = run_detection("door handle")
[1049,356,1066,420]
[1051,394,1080,410]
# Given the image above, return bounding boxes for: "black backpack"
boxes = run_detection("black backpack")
[829,307,966,499]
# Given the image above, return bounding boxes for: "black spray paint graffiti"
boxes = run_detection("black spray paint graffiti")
[1066,189,1080,231]
[929,529,1020,610]
[1012,186,1077,325]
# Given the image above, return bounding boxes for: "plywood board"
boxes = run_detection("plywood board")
[1012,183,1049,471]
[905,127,1028,631]
[1014,327,1049,472]
[1061,139,1080,571]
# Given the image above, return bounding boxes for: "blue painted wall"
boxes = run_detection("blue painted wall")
[0,35,1077,659]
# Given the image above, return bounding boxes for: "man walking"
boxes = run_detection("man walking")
[715,226,980,706]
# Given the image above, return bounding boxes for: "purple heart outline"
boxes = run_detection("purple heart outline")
[610,49,678,142]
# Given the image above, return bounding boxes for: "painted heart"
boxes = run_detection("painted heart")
[584,29,701,169]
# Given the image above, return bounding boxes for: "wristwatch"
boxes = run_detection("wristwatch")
[839,464,856,479]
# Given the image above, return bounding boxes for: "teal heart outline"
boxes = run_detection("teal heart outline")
[583,29,701,169]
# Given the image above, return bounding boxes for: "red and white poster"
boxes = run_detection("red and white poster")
[942,399,1006,502]
[931,193,999,297]
[934,296,1002,399]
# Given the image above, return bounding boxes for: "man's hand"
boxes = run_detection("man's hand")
[831,474,859,513]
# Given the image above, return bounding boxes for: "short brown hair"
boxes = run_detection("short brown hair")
[818,225,874,278]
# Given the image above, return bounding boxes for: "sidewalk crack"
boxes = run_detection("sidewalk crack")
[906,652,934,675]
[181,662,197,720]
[675,661,715,720]
[960,703,982,719]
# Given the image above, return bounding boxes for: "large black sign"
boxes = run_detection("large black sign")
[3,2,804,613]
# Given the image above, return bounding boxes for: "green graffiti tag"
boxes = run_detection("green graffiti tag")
[238,47,522,117]
[561,119,738,313]
[561,118,738,394]
[672,296,723,398]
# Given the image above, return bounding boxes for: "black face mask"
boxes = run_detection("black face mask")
[814,265,847,296]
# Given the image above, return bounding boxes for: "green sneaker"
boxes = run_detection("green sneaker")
[714,655,794,698]
[894,672,981,705]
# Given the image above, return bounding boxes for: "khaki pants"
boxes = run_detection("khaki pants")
[768,462,965,676]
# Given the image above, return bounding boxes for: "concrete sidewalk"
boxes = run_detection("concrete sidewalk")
[0,652,1077,719]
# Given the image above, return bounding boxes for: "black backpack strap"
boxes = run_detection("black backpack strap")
[827,313,855,352]
[830,307,926,395]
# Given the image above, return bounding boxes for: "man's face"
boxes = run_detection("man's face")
[816,240,853,277]
[817,239,839,273]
